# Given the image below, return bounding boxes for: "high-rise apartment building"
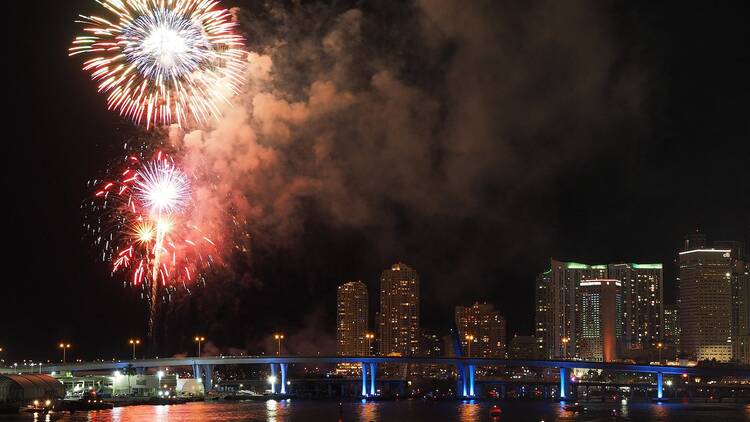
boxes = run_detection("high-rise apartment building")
[536,259,665,360]
[547,260,607,358]
[678,248,733,362]
[714,240,750,364]
[534,270,552,359]
[576,279,622,362]
[378,263,420,356]
[336,281,369,356]
[509,334,536,359]
[663,305,679,349]
[419,329,444,357]
[455,302,507,358]
[608,263,664,353]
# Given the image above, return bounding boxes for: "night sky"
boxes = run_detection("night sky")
[1,1,748,362]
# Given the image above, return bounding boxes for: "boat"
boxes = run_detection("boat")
[59,392,114,411]
[22,399,55,413]
[489,405,502,417]
[563,403,586,413]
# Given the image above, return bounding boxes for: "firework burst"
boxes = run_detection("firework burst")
[70,0,246,129]
[87,150,217,334]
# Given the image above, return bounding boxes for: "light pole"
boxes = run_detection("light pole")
[657,342,664,363]
[129,339,141,360]
[194,336,205,357]
[465,334,475,357]
[58,343,71,363]
[274,333,284,356]
[561,337,570,360]
[365,333,375,355]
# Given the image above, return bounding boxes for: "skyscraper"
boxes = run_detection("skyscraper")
[576,279,622,362]
[455,302,507,358]
[336,281,369,356]
[678,248,733,362]
[548,260,607,358]
[714,240,750,364]
[608,263,664,354]
[534,270,553,359]
[663,305,680,350]
[378,263,420,356]
[509,334,537,359]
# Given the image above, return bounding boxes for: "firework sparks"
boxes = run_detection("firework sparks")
[88,150,217,334]
[70,0,246,129]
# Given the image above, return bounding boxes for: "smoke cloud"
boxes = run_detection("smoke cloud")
[163,0,644,350]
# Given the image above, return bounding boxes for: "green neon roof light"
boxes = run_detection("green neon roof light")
[566,262,589,269]
[632,263,662,269]
[591,265,607,270]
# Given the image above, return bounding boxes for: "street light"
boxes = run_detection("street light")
[194,336,206,357]
[465,334,475,357]
[365,333,375,355]
[129,339,141,360]
[561,337,570,359]
[657,342,664,363]
[274,333,285,356]
[58,343,71,363]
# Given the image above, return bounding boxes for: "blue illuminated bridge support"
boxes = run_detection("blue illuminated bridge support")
[361,362,368,396]
[369,363,377,396]
[192,363,214,392]
[560,367,569,399]
[203,365,214,392]
[280,363,288,394]
[270,363,278,394]
[657,371,663,400]
[459,365,476,398]
[360,362,377,397]
[468,365,475,397]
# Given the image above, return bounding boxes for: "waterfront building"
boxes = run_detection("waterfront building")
[678,248,733,362]
[576,279,623,362]
[455,302,506,358]
[336,281,369,356]
[547,260,607,358]
[663,305,679,349]
[534,270,553,359]
[509,334,536,359]
[714,240,750,364]
[608,263,664,355]
[378,263,420,356]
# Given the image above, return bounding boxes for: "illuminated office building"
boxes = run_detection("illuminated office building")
[678,248,733,362]
[576,279,623,362]
[378,263,420,356]
[455,302,506,358]
[336,281,369,356]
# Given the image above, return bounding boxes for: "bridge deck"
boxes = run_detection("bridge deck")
[6,356,748,378]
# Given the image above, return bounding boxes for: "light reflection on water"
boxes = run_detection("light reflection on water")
[359,402,378,421]
[458,400,481,421]
[6,400,750,422]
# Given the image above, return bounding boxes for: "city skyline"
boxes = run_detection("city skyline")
[1,0,748,363]
[2,230,749,362]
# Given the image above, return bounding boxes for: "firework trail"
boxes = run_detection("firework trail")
[70,0,246,129]
[87,150,217,336]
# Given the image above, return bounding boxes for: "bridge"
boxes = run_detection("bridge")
[6,356,749,400]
